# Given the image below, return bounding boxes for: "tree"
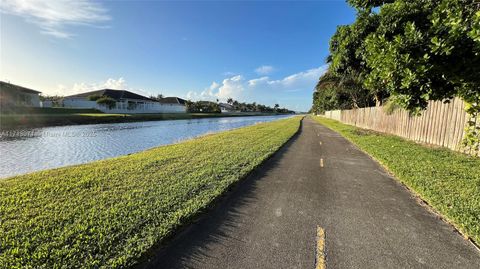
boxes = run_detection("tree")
[227,98,234,105]
[96,96,116,109]
[347,0,394,10]
[185,100,220,113]
[312,70,373,113]
[149,94,164,101]
[316,0,480,150]
[329,10,388,106]
[88,94,102,101]
[40,95,63,107]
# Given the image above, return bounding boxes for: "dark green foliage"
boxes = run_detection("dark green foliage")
[313,9,388,114]
[312,87,339,114]
[312,70,375,114]
[185,100,221,113]
[313,0,480,149]
[186,99,294,114]
[39,95,63,104]
[96,96,117,109]
[347,0,394,10]
[87,94,102,101]
[149,94,164,101]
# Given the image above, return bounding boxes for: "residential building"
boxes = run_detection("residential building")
[158,97,187,113]
[63,89,186,113]
[219,103,236,113]
[0,81,41,108]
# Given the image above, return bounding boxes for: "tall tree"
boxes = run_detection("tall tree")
[316,0,480,149]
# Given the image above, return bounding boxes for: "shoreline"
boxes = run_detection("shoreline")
[0,114,295,179]
[0,112,296,130]
[0,117,302,268]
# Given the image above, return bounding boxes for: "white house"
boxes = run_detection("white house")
[158,97,188,113]
[219,103,236,113]
[0,81,41,108]
[62,89,187,114]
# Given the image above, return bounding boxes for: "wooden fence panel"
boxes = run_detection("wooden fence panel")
[322,98,479,156]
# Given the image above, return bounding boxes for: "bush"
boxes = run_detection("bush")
[87,94,102,101]
[96,97,116,109]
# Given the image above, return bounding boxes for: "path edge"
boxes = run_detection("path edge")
[134,116,305,268]
[311,116,480,253]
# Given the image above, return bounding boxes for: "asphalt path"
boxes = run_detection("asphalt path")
[142,117,480,268]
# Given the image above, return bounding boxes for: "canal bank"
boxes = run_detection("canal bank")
[0,116,302,269]
[0,111,294,130]
[144,117,480,269]
[0,115,293,178]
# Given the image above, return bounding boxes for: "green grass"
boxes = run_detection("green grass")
[0,117,301,268]
[1,107,103,114]
[312,116,480,244]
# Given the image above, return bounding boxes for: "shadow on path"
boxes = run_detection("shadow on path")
[137,120,303,269]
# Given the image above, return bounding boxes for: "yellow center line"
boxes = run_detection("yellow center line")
[316,226,326,269]
[320,158,324,167]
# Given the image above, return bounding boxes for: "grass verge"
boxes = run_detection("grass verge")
[0,116,301,268]
[312,116,480,245]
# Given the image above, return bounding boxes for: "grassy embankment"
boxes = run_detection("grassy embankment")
[0,116,301,268]
[0,108,285,130]
[312,116,480,244]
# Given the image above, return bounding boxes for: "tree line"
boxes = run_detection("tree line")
[186,98,294,114]
[312,0,479,148]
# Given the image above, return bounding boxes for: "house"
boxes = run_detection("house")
[0,81,41,108]
[219,103,236,113]
[63,89,186,113]
[158,97,187,113]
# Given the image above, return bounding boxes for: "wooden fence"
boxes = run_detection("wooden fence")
[322,98,479,157]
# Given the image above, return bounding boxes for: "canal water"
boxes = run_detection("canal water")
[0,115,291,178]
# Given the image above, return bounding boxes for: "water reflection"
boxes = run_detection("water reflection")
[0,115,291,178]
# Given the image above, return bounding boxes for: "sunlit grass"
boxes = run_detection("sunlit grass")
[312,116,480,244]
[74,113,129,117]
[0,117,301,268]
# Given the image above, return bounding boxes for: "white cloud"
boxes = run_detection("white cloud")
[103,77,126,90]
[54,77,155,97]
[187,81,221,101]
[217,75,244,99]
[186,65,328,109]
[249,66,327,90]
[0,0,111,38]
[255,65,275,75]
[70,77,126,94]
[248,76,269,87]
[222,71,236,76]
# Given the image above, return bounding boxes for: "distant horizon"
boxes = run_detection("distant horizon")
[0,80,303,111]
[0,1,356,111]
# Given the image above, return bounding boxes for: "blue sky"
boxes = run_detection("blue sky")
[0,1,355,111]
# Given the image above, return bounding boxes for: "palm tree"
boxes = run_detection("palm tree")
[232,100,239,109]
[227,98,233,105]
